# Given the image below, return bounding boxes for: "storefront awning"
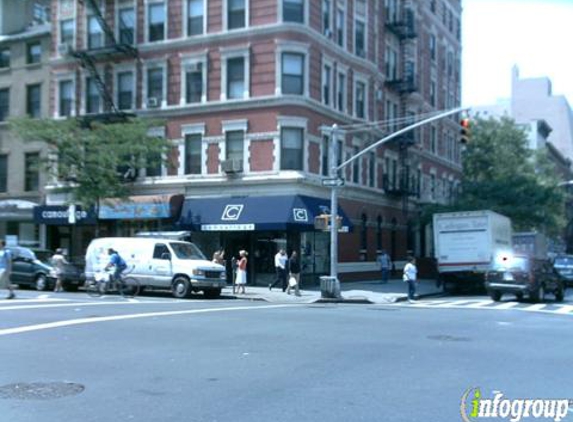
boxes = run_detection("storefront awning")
[177,195,352,232]
[99,194,184,220]
[0,199,37,221]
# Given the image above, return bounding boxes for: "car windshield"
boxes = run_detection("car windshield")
[169,242,206,260]
[554,257,573,268]
[33,250,53,264]
[495,256,529,271]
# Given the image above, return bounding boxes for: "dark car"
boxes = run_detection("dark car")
[9,246,57,291]
[552,254,573,287]
[31,248,84,291]
[485,255,565,303]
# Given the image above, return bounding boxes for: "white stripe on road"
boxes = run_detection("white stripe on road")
[554,305,573,314]
[0,304,296,337]
[0,298,71,305]
[433,300,480,307]
[523,304,548,312]
[0,300,173,311]
[492,302,519,310]
[464,301,496,308]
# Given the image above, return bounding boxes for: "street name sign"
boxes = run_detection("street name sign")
[322,178,345,187]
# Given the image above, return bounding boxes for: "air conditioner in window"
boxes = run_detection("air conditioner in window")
[221,159,243,174]
[57,43,72,56]
[146,97,160,108]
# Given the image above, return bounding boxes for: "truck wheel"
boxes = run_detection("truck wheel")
[515,292,524,302]
[530,285,545,303]
[555,288,565,302]
[172,276,191,299]
[204,288,222,299]
[35,274,48,291]
[489,290,502,301]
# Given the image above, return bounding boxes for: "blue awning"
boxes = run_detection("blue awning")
[177,195,352,232]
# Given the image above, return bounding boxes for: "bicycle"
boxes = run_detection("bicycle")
[85,266,140,298]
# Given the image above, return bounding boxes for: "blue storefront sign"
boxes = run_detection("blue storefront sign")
[34,205,97,225]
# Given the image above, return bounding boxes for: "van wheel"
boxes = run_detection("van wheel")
[555,288,565,302]
[35,274,48,291]
[204,288,222,299]
[489,290,502,301]
[172,276,191,299]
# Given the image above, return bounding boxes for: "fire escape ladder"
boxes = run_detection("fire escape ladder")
[75,51,119,114]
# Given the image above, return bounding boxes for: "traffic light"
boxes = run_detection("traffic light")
[460,118,471,144]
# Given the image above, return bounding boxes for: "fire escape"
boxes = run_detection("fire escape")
[69,0,138,123]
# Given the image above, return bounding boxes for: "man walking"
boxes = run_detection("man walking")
[0,240,15,299]
[377,249,392,284]
[286,251,301,297]
[403,256,418,303]
[269,249,287,292]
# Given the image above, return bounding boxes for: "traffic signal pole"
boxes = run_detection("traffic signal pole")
[326,106,469,297]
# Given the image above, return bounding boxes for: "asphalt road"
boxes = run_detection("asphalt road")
[1,291,572,422]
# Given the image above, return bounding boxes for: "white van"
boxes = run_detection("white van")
[85,237,227,298]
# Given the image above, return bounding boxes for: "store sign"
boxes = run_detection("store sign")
[34,205,97,225]
[201,224,255,231]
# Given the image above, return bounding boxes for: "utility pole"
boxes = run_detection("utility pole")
[324,107,469,298]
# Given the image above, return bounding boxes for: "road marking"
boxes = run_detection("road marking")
[0,297,71,306]
[0,300,170,311]
[523,303,547,312]
[554,305,573,314]
[464,300,496,308]
[492,302,519,310]
[0,304,297,337]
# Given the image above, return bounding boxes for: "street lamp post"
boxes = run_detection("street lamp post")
[325,107,469,298]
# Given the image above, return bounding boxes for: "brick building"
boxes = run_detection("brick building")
[42,0,463,284]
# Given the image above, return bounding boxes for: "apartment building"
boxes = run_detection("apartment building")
[43,0,463,283]
[0,0,50,247]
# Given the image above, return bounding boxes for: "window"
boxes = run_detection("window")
[117,71,134,110]
[147,67,164,104]
[321,135,329,176]
[430,126,437,154]
[368,152,375,187]
[227,57,245,99]
[27,42,42,64]
[225,130,244,161]
[283,0,303,23]
[188,0,204,36]
[25,152,40,192]
[59,80,73,117]
[322,0,331,36]
[376,216,382,250]
[0,89,8,121]
[430,0,436,13]
[322,63,331,106]
[146,150,162,177]
[0,48,9,68]
[281,53,304,95]
[60,19,74,46]
[430,80,436,106]
[228,0,246,30]
[88,15,104,49]
[430,34,436,61]
[27,84,41,118]
[337,139,343,167]
[385,47,397,80]
[336,6,345,47]
[352,145,359,183]
[185,133,202,174]
[118,7,135,44]
[148,3,165,42]
[153,244,170,259]
[354,0,366,57]
[337,72,346,112]
[0,155,6,193]
[86,77,100,114]
[186,63,203,103]
[355,80,366,119]
[281,128,303,170]
[360,213,367,250]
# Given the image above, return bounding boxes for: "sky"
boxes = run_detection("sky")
[462,0,573,107]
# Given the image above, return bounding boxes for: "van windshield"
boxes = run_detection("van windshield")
[169,242,206,260]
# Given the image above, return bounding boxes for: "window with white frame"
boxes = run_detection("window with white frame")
[430,34,436,62]
[58,79,73,117]
[227,57,245,99]
[60,19,74,46]
[87,11,104,49]
[148,2,165,42]
[227,0,246,30]
[221,47,249,101]
[0,89,9,122]
[354,0,366,57]
[281,52,304,95]
[185,133,202,174]
[430,125,437,154]
[385,0,398,22]
[430,80,436,106]
[85,77,101,114]
[336,71,346,113]
[322,62,332,106]
[322,0,332,37]
[336,3,345,47]
[321,135,329,176]
[385,47,397,80]
[118,6,135,44]
[281,127,304,170]
[354,78,367,119]
[225,130,244,161]
[368,152,375,187]
[117,71,134,110]
[352,145,359,183]
[187,0,204,36]
[283,0,304,23]
[185,62,204,103]
[147,66,164,106]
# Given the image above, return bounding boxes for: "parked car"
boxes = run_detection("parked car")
[485,254,565,302]
[8,247,84,291]
[552,254,573,287]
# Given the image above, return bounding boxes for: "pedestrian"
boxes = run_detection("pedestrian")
[403,256,418,303]
[235,250,248,295]
[286,250,301,297]
[377,249,392,284]
[212,249,225,266]
[268,249,288,292]
[51,248,68,292]
[0,240,15,300]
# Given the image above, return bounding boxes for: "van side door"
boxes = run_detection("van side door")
[149,243,173,287]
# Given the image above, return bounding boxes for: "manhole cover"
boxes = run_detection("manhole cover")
[0,382,85,400]
[427,334,471,342]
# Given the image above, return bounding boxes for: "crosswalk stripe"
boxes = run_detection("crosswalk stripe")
[491,302,519,309]
[433,300,479,307]
[523,304,547,312]
[464,301,496,308]
[554,305,573,314]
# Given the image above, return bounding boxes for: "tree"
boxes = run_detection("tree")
[457,116,565,235]
[10,116,173,234]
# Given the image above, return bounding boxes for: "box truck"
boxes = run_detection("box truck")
[433,210,512,292]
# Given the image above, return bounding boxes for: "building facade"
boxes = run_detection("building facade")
[44,0,463,283]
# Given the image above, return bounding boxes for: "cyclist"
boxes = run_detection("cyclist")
[105,248,127,284]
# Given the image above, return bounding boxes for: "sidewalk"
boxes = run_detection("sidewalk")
[224,278,444,304]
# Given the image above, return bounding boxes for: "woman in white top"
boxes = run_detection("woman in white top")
[403,256,418,303]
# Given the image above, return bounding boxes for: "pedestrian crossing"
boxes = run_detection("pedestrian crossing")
[397,298,573,316]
